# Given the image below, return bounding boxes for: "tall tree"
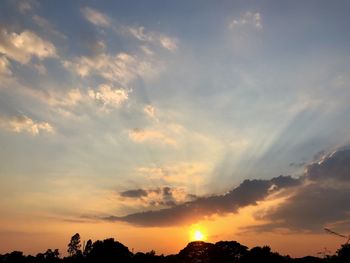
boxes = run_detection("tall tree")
[67,233,81,257]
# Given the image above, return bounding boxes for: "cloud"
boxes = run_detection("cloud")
[18,0,34,14]
[248,147,350,232]
[120,189,148,198]
[15,86,84,109]
[46,88,83,107]
[0,56,12,75]
[143,105,157,120]
[105,175,299,226]
[229,11,263,30]
[119,187,195,208]
[0,28,57,64]
[128,128,177,146]
[136,162,210,184]
[81,6,111,28]
[63,52,159,86]
[127,26,178,51]
[159,36,177,51]
[128,26,153,42]
[32,15,66,39]
[0,115,54,135]
[88,84,129,109]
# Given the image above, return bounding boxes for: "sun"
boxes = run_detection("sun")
[189,227,207,241]
[193,230,205,241]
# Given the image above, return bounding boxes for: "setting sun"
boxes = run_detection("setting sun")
[193,230,205,241]
[189,226,207,242]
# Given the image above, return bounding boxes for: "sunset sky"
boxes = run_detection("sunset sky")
[1,0,350,258]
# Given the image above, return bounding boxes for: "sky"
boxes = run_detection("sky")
[1,0,350,258]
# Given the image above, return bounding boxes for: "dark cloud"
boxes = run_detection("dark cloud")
[120,189,148,198]
[289,162,306,168]
[249,146,350,232]
[306,147,350,182]
[119,187,195,207]
[107,147,350,231]
[107,176,300,226]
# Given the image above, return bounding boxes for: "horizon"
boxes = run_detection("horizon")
[1,0,350,258]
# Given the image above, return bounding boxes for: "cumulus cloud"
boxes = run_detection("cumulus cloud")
[248,147,350,232]
[0,115,54,135]
[81,6,111,27]
[0,28,57,64]
[63,52,158,86]
[229,11,262,30]
[105,176,299,226]
[128,128,177,146]
[88,84,129,109]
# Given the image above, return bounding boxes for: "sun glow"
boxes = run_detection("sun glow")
[189,226,207,241]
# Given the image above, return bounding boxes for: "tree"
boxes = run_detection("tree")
[67,233,82,257]
[87,238,132,262]
[83,239,93,256]
[337,243,350,261]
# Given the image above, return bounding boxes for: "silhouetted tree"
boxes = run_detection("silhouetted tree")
[67,233,81,257]
[3,235,350,263]
[86,238,132,263]
[2,251,26,263]
[241,246,287,263]
[83,240,93,256]
[336,243,350,262]
[178,241,214,263]
[209,241,248,262]
[132,250,164,263]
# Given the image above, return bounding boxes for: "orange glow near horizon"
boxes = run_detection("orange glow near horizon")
[189,225,207,242]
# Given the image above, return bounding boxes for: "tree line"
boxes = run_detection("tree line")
[1,233,350,263]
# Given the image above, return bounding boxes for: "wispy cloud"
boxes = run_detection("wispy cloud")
[63,52,159,86]
[47,89,83,107]
[143,105,157,120]
[128,128,177,146]
[0,115,54,135]
[17,0,35,14]
[81,6,111,28]
[0,56,12,75]
[127,26,178,51]
[32,15,66,39]
[0,28,57,64]
[159,36,178,51]
[229,11,263,30]
[136,162,210,184]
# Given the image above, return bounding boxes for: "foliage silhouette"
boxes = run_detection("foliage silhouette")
[67,234,81,257]
[1,233,350,263]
